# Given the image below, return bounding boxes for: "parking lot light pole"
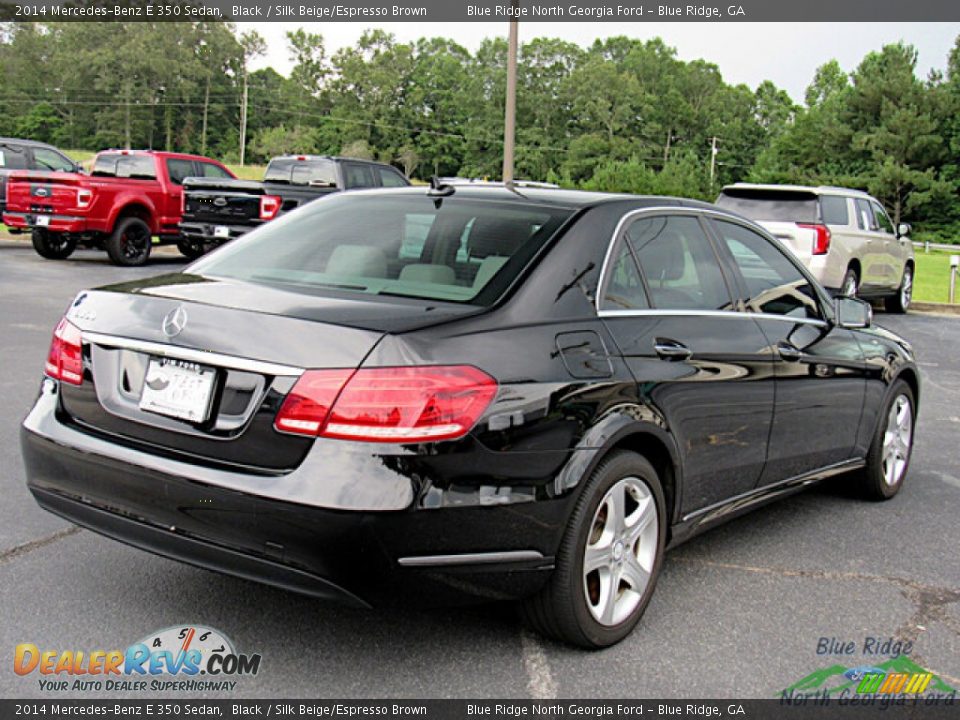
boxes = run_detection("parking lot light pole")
[502,16,519,185]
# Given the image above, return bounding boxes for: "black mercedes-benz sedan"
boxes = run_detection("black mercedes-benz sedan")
[21,185,919,648]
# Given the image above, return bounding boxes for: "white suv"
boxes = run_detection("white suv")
[716,184,914,313]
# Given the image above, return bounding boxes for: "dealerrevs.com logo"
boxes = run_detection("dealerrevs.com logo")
[14,625,262,693]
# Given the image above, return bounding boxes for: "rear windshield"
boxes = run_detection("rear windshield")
[716,189,818,223]
[92,153,156,180]
[264,158,337,186]
[190,193,573,306]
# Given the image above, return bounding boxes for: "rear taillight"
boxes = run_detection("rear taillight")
[259,195,281,221]
[76,189,93,209]
[45,318,83,385]
[798,223,831,255]
[274,365,498,443]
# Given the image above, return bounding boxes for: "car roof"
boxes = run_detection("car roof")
[271,154,397,168]
[350,184,721,211]
[0,137,62,150]
[95,149,222,162]
[721,182,874,199]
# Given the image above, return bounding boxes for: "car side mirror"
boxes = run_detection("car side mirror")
[835,296,872,329]
[896,222,911,239]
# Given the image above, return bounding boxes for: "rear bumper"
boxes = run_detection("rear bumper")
[3,211,87,234]
[180,221,255,243]
[21,381,569,607]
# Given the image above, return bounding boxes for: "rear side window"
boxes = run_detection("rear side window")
[819,196,849,225]
[854,199,877,231]
[92,154,156,180]
[716,190,818,223]
[32,148,75,172]
[343,163,375,189]
[627,215,731,311]
[713,219,821,320]
[190,194,573,306]
[0,145,29,169]
[601,244,650,310]
[165,159,195,185]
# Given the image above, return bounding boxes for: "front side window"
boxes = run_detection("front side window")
[190,194,572,306]
[627,215,731,311]
[32,148,75,172]
[378,167,408,187]
[871,201,894,234]
[200,162,231,179]
[713,219,821,320]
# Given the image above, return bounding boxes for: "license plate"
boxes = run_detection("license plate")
[213,225,230,239]
[35,215,50,227]
[139,358,216,423]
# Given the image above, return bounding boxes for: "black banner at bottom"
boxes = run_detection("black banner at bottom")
[2,699,958,719]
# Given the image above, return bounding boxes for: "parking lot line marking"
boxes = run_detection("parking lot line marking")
[931,470,960,490]
[520,629,558,700]
[0,525,81,565]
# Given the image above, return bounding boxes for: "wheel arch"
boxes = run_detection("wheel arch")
[894,366,920,406]
[110,202,156,233]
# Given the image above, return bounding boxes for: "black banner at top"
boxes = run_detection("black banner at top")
[2,0,960,22]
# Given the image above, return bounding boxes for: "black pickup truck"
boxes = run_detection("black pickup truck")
[178,155,410,257]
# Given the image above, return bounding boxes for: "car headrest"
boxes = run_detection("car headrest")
[326,245,387,277]
[467,217,534,259]
[398,263,456,285]
[472,256,509,288]
[639,233,685,283]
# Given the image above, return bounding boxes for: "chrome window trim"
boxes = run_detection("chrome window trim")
[596,308,828,327]
[595,205,831,324]
[82,332,304,377]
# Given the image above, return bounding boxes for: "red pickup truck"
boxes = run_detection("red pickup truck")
[2,149,235,266]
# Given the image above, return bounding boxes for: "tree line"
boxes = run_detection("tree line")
[1,22,958,239]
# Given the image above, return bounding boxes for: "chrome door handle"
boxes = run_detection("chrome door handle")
[777,342,803,361]
[654,339,692,361]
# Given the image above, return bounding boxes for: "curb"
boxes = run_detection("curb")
[910,302,960,316]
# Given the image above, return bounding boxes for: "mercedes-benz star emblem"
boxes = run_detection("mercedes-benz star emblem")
[161,306,188,338]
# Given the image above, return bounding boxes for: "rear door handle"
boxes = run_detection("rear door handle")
[777,342,803,361]
[654,338,692,361]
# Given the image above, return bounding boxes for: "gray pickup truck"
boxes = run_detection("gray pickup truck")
[0,138,80,221]
[178,155,410,258]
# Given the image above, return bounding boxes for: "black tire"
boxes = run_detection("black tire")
[840,266,859,298]
[884,265,913,314]
[521,450,666,649]
[106,217,152,267]
[856,380,915,501]
[31,229,76,260]
[176,236,207,260]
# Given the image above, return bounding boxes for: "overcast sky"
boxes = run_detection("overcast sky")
[241,22,959,102]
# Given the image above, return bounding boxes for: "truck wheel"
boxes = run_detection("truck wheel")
[176,237,208,260]
[106,217,152,267]
[31,229,76,260]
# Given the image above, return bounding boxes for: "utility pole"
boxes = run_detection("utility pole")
[502,12,519,184]
[708,136,719,187]
[239,69,249,167]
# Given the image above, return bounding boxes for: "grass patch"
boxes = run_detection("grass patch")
[913,250,960,304]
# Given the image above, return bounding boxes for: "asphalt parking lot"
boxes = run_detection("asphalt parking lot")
[1,243,958,699]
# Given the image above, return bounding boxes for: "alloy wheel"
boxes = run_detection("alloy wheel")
[900,268,913,310]
[582,476,659,626]
[882,394,912,487]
